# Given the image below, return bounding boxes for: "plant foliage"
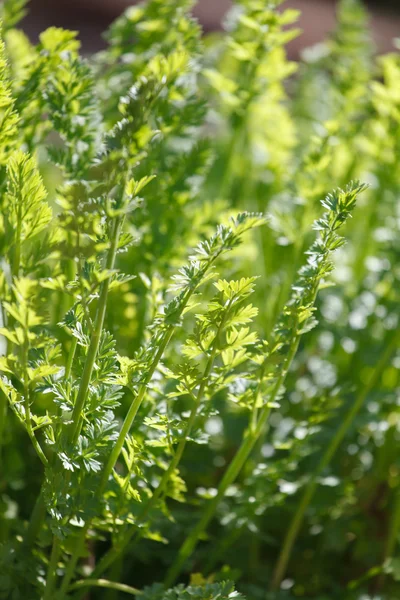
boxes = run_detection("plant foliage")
[0,1,399,599]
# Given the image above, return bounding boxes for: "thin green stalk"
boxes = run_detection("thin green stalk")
[103,557,123,600]
[65,337,78,382]
[270,327,400,591]
[0,388,7,473]
[217,125,243,203]
[0,291,7,473]
[43,537,62,600]
[351,175,381,289]
[12,217,22,279]
[55,232,77,326]
[68,215,124,444]
[57,336,78,442]
[59,530,86,597]
[216,30,265,207]
[375,486,400,591]
[22,327,48,467]
[69,578,142,596]
[24,401,48,466]
[0,386,8,541]
[91,315,227,579]
[273,229,304,329]
[165,331,300,587]
[250,362,267,434]
[24,490,46,548]
[99,326,175,492]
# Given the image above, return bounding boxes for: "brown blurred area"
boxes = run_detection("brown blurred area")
[21,0,400,55]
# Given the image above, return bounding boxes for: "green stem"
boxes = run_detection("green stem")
[59,529,86,597]
[376,486,400,591]
[270,327,400,591]
[165,330,300,587]
[12,218,22,279]
[99,327,175,493]
[217,125,243,203]
[55,232,77,326]
[103,557,123,600]
[0,298,7,475]
[273,228,304,328]
[2,200,22,467]
[65,337,78,382]
[24,398,48,466]
[0,386,8,541]
[68,215,123,445]
[69,578,142,596]
[203,526,243,575]
[352,183,377,288]
[25,490,46,548]
[43,537,61,600]
[25,423,48,465]
[0,388,7,473]
[386,487,400,552]
[22,327,48,467]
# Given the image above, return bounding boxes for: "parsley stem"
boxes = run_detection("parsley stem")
[69,578,142,596]
[0,295,6,470]
[43,537,61,599]
[25,490,46,548]
[101,327,175,490]
[376,486,400,590]
[65,336,78,382]
[22,322,48,467]
[59,530,86,597]
[68,214,123,445]
[0,388,7,474]
[12,213,22,279]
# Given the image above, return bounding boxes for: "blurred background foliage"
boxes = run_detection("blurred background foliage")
[1,0,400,599]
